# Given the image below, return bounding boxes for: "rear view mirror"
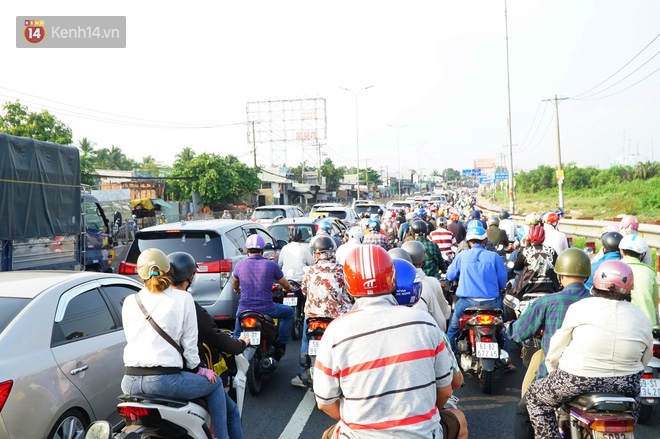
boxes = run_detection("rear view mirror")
[84,421,112,439]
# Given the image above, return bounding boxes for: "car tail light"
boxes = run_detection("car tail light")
[653,342,660,359]
[165,230,181,233]
[118,262,137,275]
[476,315,495,325]
[309,321,329,331]
[315,224,319,232]
[590,419,634,433]
[197,260,231,273]
[250,218,257,222]
[243,317,258,328]
[118,405,159,421]
[0,380,13,413]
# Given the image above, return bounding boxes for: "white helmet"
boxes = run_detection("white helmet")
[405,212,415,221]
[619,234,648,255]
[348,226,364,242]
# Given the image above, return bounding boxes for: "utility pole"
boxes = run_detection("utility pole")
[251,121,257,168]
[543,94,569,210]
[365,159,369,197]
[317,140,322,183]
[504,0,516,213]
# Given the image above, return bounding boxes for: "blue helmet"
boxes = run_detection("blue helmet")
[416,208,427,218]
[466,226,488,241]
[466,219,481,229]
[317,220,332,233]
[393,259,422,306]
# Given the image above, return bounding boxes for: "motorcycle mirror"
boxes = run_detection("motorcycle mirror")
[506,261,515,269]
[84,421,112,439]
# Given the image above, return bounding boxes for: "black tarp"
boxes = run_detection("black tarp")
[0,133,81,240]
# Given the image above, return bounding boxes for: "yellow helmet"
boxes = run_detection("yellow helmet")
[137,248,171,280]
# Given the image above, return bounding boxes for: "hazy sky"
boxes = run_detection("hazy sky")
[3,1,660,179]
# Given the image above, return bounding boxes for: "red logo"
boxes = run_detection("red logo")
[24,20,45,44]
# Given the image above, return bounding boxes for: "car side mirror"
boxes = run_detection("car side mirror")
[264,242,274,250]
[84,421,112,439]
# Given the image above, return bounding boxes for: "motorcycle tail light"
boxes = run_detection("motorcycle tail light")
[590,419,634,433]
[272,284,279,292]
[458,315,473,329]
[476,315,495,325]
[642,373,653,379]
[243,317,258,328]
[481,337,492,342]
[118,262,137,275]
[309,321,329,331]
[0,380,12,413]
[118,406,160,422]
[653,342,660,359]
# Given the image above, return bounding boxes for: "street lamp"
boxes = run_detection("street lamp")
[340,85,374,201]
[386,123,409,198]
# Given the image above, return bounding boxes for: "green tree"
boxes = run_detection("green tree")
[77,137,96,159]
[167,153,260,205]
[0,100,72,145]
[320,158,344,190]
[140,155,160,175]
[346,167,383,187]
[175,147,196,163]
[289,162,317,183]
[76,138,99,186]
[441,168,462,181]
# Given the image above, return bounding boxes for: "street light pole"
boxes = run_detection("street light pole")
[386,123,409,198]
[340,85,374,201]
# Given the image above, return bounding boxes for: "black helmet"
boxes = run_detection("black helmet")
[312,236,336,253]
[368,220,381,232]
[601,231,623,253]
[426,222,435,235]
[377,208,384,216]
[289,227,302,242]
[410,219,428,236]
[167,252,197,283]
[388,248,413,263]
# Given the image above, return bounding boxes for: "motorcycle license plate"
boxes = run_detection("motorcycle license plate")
[592,432,634,439]
[243,331,261,345]
[308,340,320,356]
[283,297,298,306]
[640,378,660,397]
[475,342,499,359]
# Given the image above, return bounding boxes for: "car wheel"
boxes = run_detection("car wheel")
[48,409,88,439]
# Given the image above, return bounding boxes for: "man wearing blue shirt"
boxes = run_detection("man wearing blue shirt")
[446,226,508,355]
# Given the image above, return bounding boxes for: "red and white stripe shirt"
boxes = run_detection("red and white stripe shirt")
[429,228,456,255]
[313,295,453,438]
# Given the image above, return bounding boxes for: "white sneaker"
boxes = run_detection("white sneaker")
[291,374,306,388]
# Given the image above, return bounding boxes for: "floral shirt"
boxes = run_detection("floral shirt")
[302,253,352,319]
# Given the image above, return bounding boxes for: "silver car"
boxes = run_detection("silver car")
[0,271,144,439]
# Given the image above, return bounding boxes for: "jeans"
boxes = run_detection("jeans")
[121,372,242,439]
[299,317,308,374]
[234,303,295,344]
[446,297,510,353]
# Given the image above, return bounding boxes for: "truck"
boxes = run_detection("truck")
[0,133,115,272]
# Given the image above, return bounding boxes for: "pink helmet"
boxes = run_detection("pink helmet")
[592,260,634,295]
[619,215,639,235]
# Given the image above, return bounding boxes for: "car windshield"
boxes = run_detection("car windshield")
[354,205,381,215]
[254,209,285,220]
[311,204,340,212]
[268,224,315,243]
[0,297,30,334]
[126,231,224,263]
[390,203,410,209]
[317,210,346,219]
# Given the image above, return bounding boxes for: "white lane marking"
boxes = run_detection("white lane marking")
[277,390,316,439]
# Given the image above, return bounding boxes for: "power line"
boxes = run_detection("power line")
[574,64,660,101]
[522,112,555,154]
[571,32,660,99]
[517,102,550,152]
[518,100,542,148]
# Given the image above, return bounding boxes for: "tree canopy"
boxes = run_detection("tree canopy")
[0,100,72,145]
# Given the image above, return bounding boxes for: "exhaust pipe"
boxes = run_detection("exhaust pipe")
[260,357,276,370]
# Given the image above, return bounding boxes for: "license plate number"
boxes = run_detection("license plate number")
[308,340,320,356]
[283,297,298,306]
[475,342,499,359]
[593,432,634,439]
[243,331,261,345]
[640,378,660,397]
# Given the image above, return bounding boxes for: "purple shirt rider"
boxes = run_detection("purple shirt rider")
[233,254,284,313]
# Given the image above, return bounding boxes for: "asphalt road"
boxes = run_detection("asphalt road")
[240,338,660,439]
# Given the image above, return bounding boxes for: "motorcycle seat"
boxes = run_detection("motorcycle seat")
[118,394,209,411]
[565,393,636,413]
[463,306,502,316]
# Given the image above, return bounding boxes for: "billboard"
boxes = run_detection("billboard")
[246,98,327,144]
[473,158,496,170]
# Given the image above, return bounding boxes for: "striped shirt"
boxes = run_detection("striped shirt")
[313,295,453,438]
[428,228,456,256]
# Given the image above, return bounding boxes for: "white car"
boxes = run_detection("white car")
[251,205,305,227]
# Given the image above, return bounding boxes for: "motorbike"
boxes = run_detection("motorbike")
[299,316,334,388]
[239,309,282,395]
[455,305,510,394]
[81,354,250,439]
[557,393,637,438]
[503,291,548,367]
[439,273,457,309]
[280,280,305,340]
[638,325,660,423]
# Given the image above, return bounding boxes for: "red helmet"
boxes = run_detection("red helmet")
[450,213,459,221]
[592,260,634,295]
[527,225,545,244]
[619,215,639,234]
[544,212,559,226]
[344,244,396,297]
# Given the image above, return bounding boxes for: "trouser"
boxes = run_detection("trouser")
[526,369,642,439]
[234,303,295,344]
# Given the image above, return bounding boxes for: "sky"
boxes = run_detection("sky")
[3,1,660,180]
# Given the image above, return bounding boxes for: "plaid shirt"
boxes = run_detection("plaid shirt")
[417,237,447,278]
[508,282,591,379]
[363,231,392,251]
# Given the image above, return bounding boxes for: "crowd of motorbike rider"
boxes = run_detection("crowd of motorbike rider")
[124,189,657,439]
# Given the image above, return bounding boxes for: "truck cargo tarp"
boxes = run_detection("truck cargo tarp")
[0,133,81,240]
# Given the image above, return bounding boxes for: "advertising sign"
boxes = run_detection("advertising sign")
[473,158,496,170]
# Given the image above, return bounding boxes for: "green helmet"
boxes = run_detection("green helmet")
[554,248,591,277]
[499,209,510,220]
